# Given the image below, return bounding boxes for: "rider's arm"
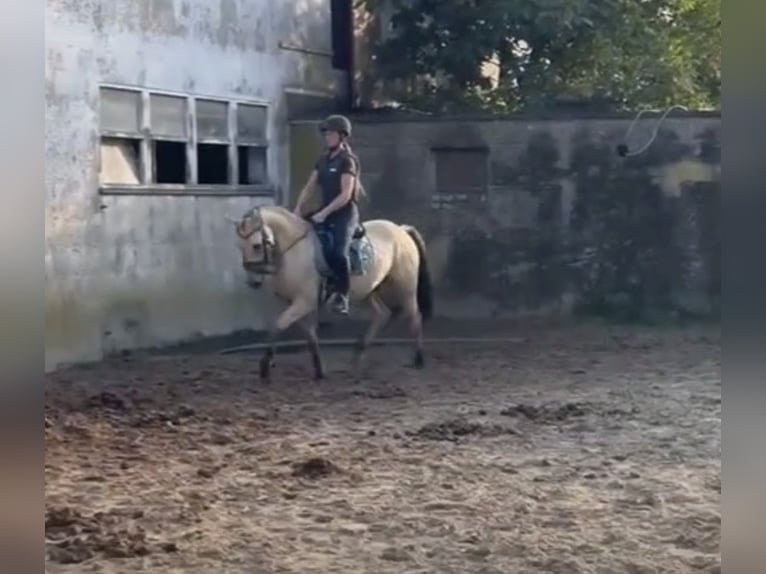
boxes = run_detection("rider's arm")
[317,157,356,218]
[294,170,318,215]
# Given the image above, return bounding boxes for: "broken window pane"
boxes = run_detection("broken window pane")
[100,137,142,185]
[100,88,141,134]
[196,99,229,141]
[150,94,187,139]
[237,104,267,143]
[238,145,267,185]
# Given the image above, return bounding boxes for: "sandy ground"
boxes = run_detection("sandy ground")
[45,320,721,574]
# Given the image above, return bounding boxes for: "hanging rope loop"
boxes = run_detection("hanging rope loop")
[616,105,689,157]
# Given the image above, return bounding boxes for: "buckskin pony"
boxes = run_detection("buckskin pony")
[227,205,433,382]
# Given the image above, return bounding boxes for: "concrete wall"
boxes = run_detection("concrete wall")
[45,0,346,370]
[291,112,721,321]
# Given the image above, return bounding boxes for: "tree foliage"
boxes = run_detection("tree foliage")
[363,0,720,112]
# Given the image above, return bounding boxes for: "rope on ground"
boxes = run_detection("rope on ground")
[219,337,527,355]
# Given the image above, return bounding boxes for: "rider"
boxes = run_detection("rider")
[293,114,361,315]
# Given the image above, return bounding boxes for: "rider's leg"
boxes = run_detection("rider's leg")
[326,212,357,314]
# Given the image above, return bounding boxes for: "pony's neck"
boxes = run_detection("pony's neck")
[260,206,310,251]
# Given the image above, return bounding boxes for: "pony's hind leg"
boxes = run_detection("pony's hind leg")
[353,293,391,381]
[403,297,425,369]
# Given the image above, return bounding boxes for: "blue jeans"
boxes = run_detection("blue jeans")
[315,207,359,295]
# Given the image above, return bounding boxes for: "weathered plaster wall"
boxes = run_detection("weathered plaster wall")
[45,0,345,370]
[291,112,721,321]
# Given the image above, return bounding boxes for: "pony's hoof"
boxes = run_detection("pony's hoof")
[314,371,325,381]
[412,351,425,369]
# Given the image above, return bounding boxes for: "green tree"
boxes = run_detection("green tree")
[363,0,720,111]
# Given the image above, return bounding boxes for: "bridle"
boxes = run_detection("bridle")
[236,211,309,275]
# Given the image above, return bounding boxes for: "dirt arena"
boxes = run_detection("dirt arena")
[45,320,721,574]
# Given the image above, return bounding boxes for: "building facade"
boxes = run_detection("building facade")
[45,0,350,370]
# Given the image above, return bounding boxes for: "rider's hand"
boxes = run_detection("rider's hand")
[311,211,327,224]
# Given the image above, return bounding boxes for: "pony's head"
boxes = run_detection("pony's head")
[226,207,276,287]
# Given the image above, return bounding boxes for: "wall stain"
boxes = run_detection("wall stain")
[347,115,721,321]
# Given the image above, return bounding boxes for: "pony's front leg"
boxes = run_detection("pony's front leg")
[297,313,324,380]
[260,299,314,383]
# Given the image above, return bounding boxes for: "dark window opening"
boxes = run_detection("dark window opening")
[153,140,187,184]
[330,0,352,71]
[197,143,229,184]
[433,147,489,194]
[238,146,267,185]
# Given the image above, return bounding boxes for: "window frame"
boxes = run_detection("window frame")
[97,84,273,197]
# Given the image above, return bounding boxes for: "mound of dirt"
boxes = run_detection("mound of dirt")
[410,419,517,442]
[45,505,176,565]
[129,405,200,428]
[500,401,589,422]
[352,387,407,400]
[85,391,129,412]
[291,457,342,479]
[499,400,639,423]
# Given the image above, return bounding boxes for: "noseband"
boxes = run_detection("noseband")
[237,220,276,275]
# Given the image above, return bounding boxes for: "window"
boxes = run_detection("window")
[99,88,143,185]
[150,94,188,184]
[432,147,489,194]
[98,86,270,194]
[196,99,230,184]
[236,104,268,185]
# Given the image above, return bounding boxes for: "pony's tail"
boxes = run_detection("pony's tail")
[400,225,434,321]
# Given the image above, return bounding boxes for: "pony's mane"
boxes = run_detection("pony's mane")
[262,205,293,218]
[256,204,310,231]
